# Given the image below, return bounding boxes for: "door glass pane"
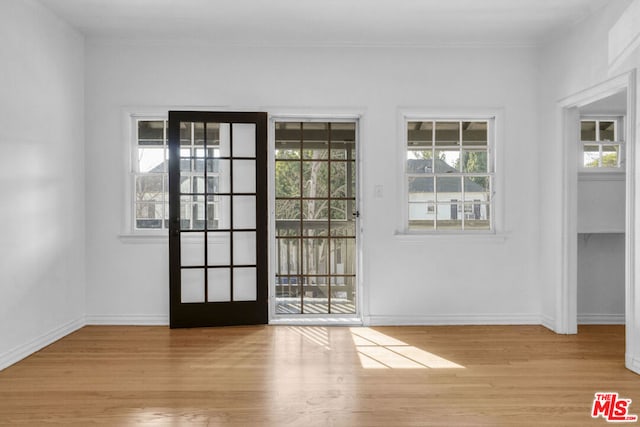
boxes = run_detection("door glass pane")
[303,162,328,197]
[276,238,300,275]
[181,269,204,303]
[206,159,230,193]
[276,276,301,314]
[232,123,256,158]
[181,232,204,266]
[207,233,230,266]
[219,123,231,157]
[275,161,301,197]
[208,195,230,230]
[207,268,231,302]
[276,200,300,236]
[233,196,256,229]
[331,276,356,314]
[234,231,256,265]
[331,239,355,275]
[303,238,328,275]
[234,267,257,301]
[232,160,256,193]
[330,162,347,197]
[302,276,328,314]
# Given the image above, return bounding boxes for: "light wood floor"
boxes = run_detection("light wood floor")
[0,325,638,426]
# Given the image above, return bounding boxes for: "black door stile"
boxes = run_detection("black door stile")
[168,111,268,328]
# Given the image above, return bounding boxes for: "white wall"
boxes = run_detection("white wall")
[577,175,625,324]
[578,176,625,233]
[84,42,541,324]
[577,233,625,323]
[0,0,85,369]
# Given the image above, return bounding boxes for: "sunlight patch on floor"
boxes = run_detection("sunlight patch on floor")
[350,328,465,369]
[287,326,331,350]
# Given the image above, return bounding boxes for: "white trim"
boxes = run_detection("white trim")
[627,355,640,375]
[625,69,637,375]
[577,314,625,325]
[393,231,508,242]
[0,317,85,372]
[367,314,542,326]
[557,71,635,335]
[541,314,555,332]
[118,233,168,243]
[578,171,625,181]
[86,314,169,325]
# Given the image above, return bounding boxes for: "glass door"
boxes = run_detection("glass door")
[274,121,358,315]
[168,111,268,328]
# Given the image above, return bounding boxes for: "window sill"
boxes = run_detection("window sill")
[394,230,508,243]
[578,170,625,181]
[118,233,168,244]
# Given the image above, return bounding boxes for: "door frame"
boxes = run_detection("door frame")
[267,112,364,324]
[557,70,639,374]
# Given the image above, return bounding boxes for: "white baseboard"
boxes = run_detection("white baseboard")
[541,314,556,331]
[0,316,85,372]
[367,314,542,326]
[626,354,640,375]
[86,314,169,325]
[577,314,625,325]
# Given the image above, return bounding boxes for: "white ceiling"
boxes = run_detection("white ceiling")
[41,0,611,46]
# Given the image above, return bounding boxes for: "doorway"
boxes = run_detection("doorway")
[576,100,626,326]
[271,120,359,318]
[558,71,638,374]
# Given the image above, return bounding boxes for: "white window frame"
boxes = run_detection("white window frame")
[579,116,625,171]
[397,109,502,236]
[122,113,169,237]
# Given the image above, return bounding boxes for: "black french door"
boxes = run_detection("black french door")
[168,111,268,328]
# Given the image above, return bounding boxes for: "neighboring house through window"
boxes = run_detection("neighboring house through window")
[405,118,494,232]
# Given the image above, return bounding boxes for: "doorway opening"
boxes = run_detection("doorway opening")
[558,71,638,374]
[270,119,360,322]
[576,95,627,326]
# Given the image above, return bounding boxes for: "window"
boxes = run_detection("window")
[133,119,169,230]
[130,117,228,232]
[405,119,494,232]
[580,118,624,169]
